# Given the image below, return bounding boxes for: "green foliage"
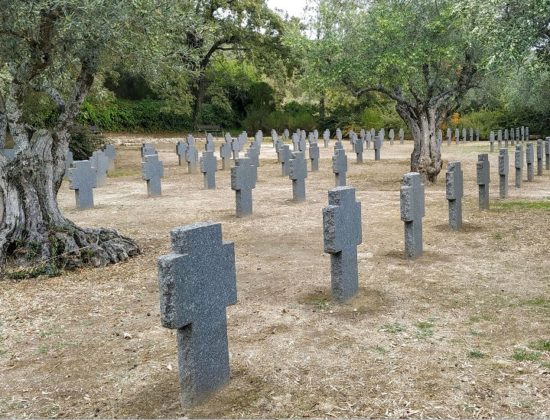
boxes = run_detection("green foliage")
[68,124,106,161]
[512,348,542,362]
[468,350,487,359]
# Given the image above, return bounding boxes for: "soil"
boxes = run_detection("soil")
[1,134,549,418]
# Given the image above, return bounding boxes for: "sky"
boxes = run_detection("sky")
[267,0,309,18]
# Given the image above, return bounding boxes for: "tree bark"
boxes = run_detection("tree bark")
[396,103,442,183]
[0,130,139,274]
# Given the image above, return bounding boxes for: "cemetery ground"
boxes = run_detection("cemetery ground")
[1,136,549,419]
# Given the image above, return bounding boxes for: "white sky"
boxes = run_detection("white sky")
[267,0,309,19]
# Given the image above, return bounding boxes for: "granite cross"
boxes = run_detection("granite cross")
[489,131,495,152]
[526,143,534,181]
[515,144,523,188]
[354,133,364,163]
[231,158,256,217]
[332,148,348,187]
[309,141,319,171]
[141,143,157,158]
[68,160,97,209]
[289,151,307,202]
[400,172,425,259]
[103,144,116,172]
[499,149,509,199]
[176,141,188,166]
[476,154,490,210]
[536,139,543,176]
[323,129,330,148]
[91,150,109,187]
[187,135,199,173]
[278,144,291,176]
[374,136,382,160]
[446,161,463,231]
[142,153,164,197]
[219,138,232,170]
[200,151,217,189]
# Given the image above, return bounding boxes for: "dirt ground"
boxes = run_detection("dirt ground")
[1,134,549,419]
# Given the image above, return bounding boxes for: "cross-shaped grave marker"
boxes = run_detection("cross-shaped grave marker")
[91,150,109,187]
[354,133,364,163]
[400,172,425,259]
[323,129,330,148]
[323,187,362,303]
[289,151,307,202]
[278,144,291,176]
[158,222,237,407]
[200,151,217,189]
[446,161,463,231]
[526,143,534,181]
[219,137,232,170]
[374,136,382,160]
[142,154,164,197]
[476,154,490,209]
[231,157,256,217]
[186,135,199,174]
[176,141,188,166]
[499,149,509,199]
[536,139,543,176]
[515,144,523,188]
[141,143,157,158]
[103,144,116,172]
[309,141,319,171]
[69,160,97,209]
[332,148,348,187]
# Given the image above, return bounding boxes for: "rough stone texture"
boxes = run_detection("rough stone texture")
[400,172,425,259]
[516,127,520,142]
[515,144,523,188]
[245,144,260,169]
[277,144,291,176]
[231,158,256,217]
[176,141,188,166]
[455,128,460,145]
[389,129,395,145]
[469,128,474,142]
[231,137,241,160]
[336,128,342,141]
[365,131,372,149]
[332,148,348,187]
[323,187,362,303]
[536,139,543,176]
[103,144,116,172]
[354,133,364,163]
[283,128,289,139]
[91,150,109,187]
[157,222,237,408]
[462,128,467,143]
[374,136,382,161]
[323,129,330,148]
[200,151,217,189]
[510,128,516,146]
[289,151,307,202]
[186,135,199,174]
[205,133,215,153]
[68,160,97,209]
[476,154,490,210]
[504,128,509,148]
[499,149,509,199]
[497,129,503,148]
[399,128,405,145]
[489,131,495,152]
[309,142,320,171]
[526,143,534,181]
[445,161,463,231]
[219,138,232,170]
[546,138,550,170]
[254,131,263,150]
[271,129,278,148]
[142,154,164,197]
[292,133,300,152]
[141,143,157,158]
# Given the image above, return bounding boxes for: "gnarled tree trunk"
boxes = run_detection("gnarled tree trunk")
[396,103,442,183]
[0,129,139,274]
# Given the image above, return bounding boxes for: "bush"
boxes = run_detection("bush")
[69,124,107,160]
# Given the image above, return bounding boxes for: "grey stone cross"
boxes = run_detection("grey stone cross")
[271,129,278,148]
[455,128,460,145]
[283,128,289,139]
[497,129,503,148]
[231,158,256,217]
[446,161,463,231]
[354,133,364,163]
[462,128,467,143]
[186,135,199,173]
[536,139,543,176]
[176,141,188,166]
[299,131,306,152]
[504,128,509,147]
[526,143,534,181]
[91,150,109,187]
[323,129,330,148]
[245,144,260,168]
[499,149,509,199]
[142,154,164,197]
[332,148,348,187]
[141,143,157,158]
[389,129,395,145]
[68,160,97,209]
[521,126,525,141]
[336,128,342,142]
[374,136,382,160]
[510,128,515,145]
[158,222,237,407]
[292,133,300,152]
[365,131,372,149]
[515,144,523,188]
[205,133,215,152]
[289,151,307,202]
[309,141,319,171]
[219,137,232,170]
[323,186,362,303]
[469,128,474,142]
[254,130,263,150]
[103,144,116,173]
[545,138,550,170]
[489,131,495,152]
[476,154,490,210]
[516,127,520,142]
[400,172,425,259]
[278,144,291,176]
[200,151,217,189]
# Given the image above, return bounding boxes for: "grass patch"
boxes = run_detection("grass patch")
[108,168,140,178]
[493,232,503,240]
[380,323,406,333]
[493,200,550,211]
[512,348,541,362]
[415,320,435,338]
[468,314,494,323]
[370,346,388,355]
[468,350,487,359]
[528,339,550,352]
[521,296,550,309]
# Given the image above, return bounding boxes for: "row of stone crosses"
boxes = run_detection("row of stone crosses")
[153,131,549,409]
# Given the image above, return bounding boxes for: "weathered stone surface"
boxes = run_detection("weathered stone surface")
[103,144,116,172]
[323,187,362,303]
[446,161,463,230]
[291,133,300,152]
[536,139,543,176]
[141,143,157,158]
[332,148,348,187]
[309,141,320,171]
[271,129,278,148]
[455,128,460,145]
[283,128,290,139]
[323,129,330,148]
[389,129,395,145]
[336,128,342,141]
[289,151,307,202]
[489,131,495,152]
[354,133,364,163]
[91,150,109,187]
[504,128,509,148]
[158,222,237,407]
[205,133,215,152]
[176,141,188,166]
[497,129,503,148]
[278,144,291,176]
[499,149,509,199]
[200,151,217,189]
[374,136,382,160]
[526,143,534,181]
[219,136,232,170]
[231,158,256,217]
[186,135,199,174]
[515,144,523,188]
[142,154,164,197]
[476,154,490,210]
[68,160,97,209]
[245,144,260,168]
[400,173,425,259]
[545,138,550,170]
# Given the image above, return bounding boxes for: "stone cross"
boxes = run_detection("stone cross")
[141,143,157,158]
[462,128,467,143]
[389,129,395,145]
[536,139,543,176]
[504,128,509,147]
[365,131,372,149]
[68,160,97,209]
[399,128,405,145]
[510,127,515,145]
[515,144,523,188]
[370,128,375,141]
[374,136,382,160]
[254,130,263,150]
[332,148,348,187]
[219,137,232,170]
[354,133,364,163]
[400,172,425,259]
[475,128,480,142]
[476,154,490,210]
[446,128,452,146]
[309,141,319,171]
[142,154,164,197]
[323,187,362,303]
[299,132,307,152]
[231,138,241,160]
[455,128,460,145]
[205,133,215,152]
[292,133,300,152]
[350,131,356,152]
[289,151,307,202]
[545,138,550,170]
[526,143,534,181]
[245,144,260,168]
[91,150,109,187]
[521,126,525,141]
[283,128,290,139]
[313,129,319,142]
[271,129,278,148]
[176,141,188,166]
[278,144,291,176]
[445,161,463,230]
[469,128,474,142]
[103,144,116,172]
[499,149,509,199]
[231,158,256,217]
[187,135,199,173]
[497,129,503,148]
[323,129,330,148]
[516,127,520,142]
[200,151,217,189]
[489,131,495,152]
[157,222,237,407]
[380,128,385,143]
[526,127,530,141]
[336,128,342,142]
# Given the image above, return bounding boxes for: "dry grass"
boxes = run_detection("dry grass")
[1,136,549,418]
